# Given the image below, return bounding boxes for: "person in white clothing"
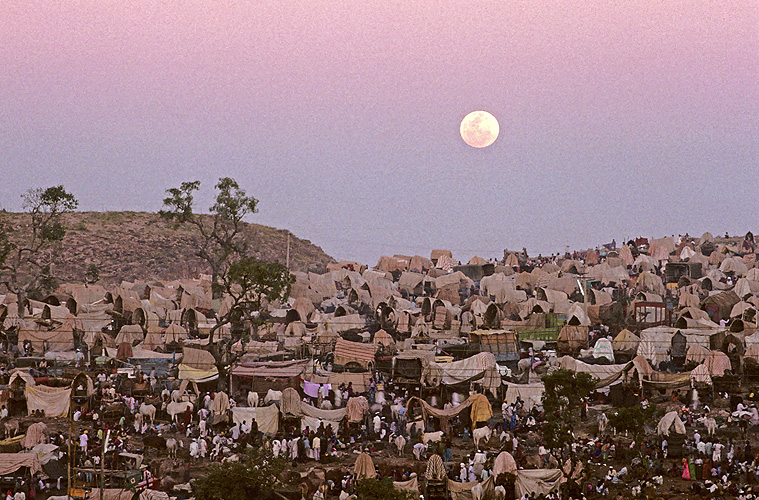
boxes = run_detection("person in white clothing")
[312,435,321,461]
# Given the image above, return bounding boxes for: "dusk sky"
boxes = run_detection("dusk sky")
[1,1,757,264]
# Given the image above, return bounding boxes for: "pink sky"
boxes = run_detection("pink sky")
[1,1,757,262]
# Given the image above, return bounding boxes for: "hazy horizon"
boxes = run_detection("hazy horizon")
[2,1,757,265]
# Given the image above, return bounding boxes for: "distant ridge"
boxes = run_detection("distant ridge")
[0,211,335,284]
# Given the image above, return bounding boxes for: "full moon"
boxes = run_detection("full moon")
[460,111,499,148]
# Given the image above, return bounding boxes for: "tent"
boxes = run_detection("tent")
[333,338,378,370]
[115,324,144,345]
[557,325,588,353]
[612,329,639,353]
[178,347,218,382]
[590,338,614,362]
[704,351,732,377]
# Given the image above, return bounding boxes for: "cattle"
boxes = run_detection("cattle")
[166,437,182,457]
[393,434,407,456]
[264,389,282,405]
[3,420,19,439]
[472,482,483,500]
[494,486,506,500]
[422,431,444,446]
[598,413,608,436]
[473,426,492,450]
[166,401,194,424]
[406,420,424,438]
[140,403,157,424]
[390,404,403,421]
[247,391,259,408]
[705,416,717,436]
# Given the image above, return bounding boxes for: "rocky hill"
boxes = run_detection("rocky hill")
[0,211,334,284]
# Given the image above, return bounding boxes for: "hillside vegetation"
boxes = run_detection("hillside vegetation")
[0,211,334,284]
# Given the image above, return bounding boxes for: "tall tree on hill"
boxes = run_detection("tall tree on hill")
[160,178,259,299]
[0,186,79,315]
[160,178,294,391]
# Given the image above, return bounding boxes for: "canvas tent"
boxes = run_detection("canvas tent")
[178,347,218,382]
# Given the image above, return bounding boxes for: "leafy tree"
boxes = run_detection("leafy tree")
[207,257,294,389]
[84,263,100,285]
[606,404,663,444]
[160,178,258,298]
[541,369,597,478]
[354,478,415,500]
[0,186,78,313]
[193,448,285,500]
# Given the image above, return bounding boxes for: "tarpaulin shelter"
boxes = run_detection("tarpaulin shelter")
[657,411,686,436]
[21,423,48,449]
[308,371,373,393]
[231,405,279,436]
[211,391,229,417]
[280,387,302,417]
[515,470,563,499]
[504,383,545,411]
[554,357,631,387]
[690,363,712,386]
[423,352,501,396]
[702,291,741,322]
[393,477,419,494]
[686,344,710,364]
[299,402,347,434]
[0,453,42,476]
[353,452,376,479]
[231,359,309,395]
[446,477,495,500]
[637,327,675,367]
[405,393,492,430]
[18,324,75,352]
[426,454,446,480]
[164,323,188,344]
[25,385,71,417]
[88,489,134,500]
[493,451,518,477]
